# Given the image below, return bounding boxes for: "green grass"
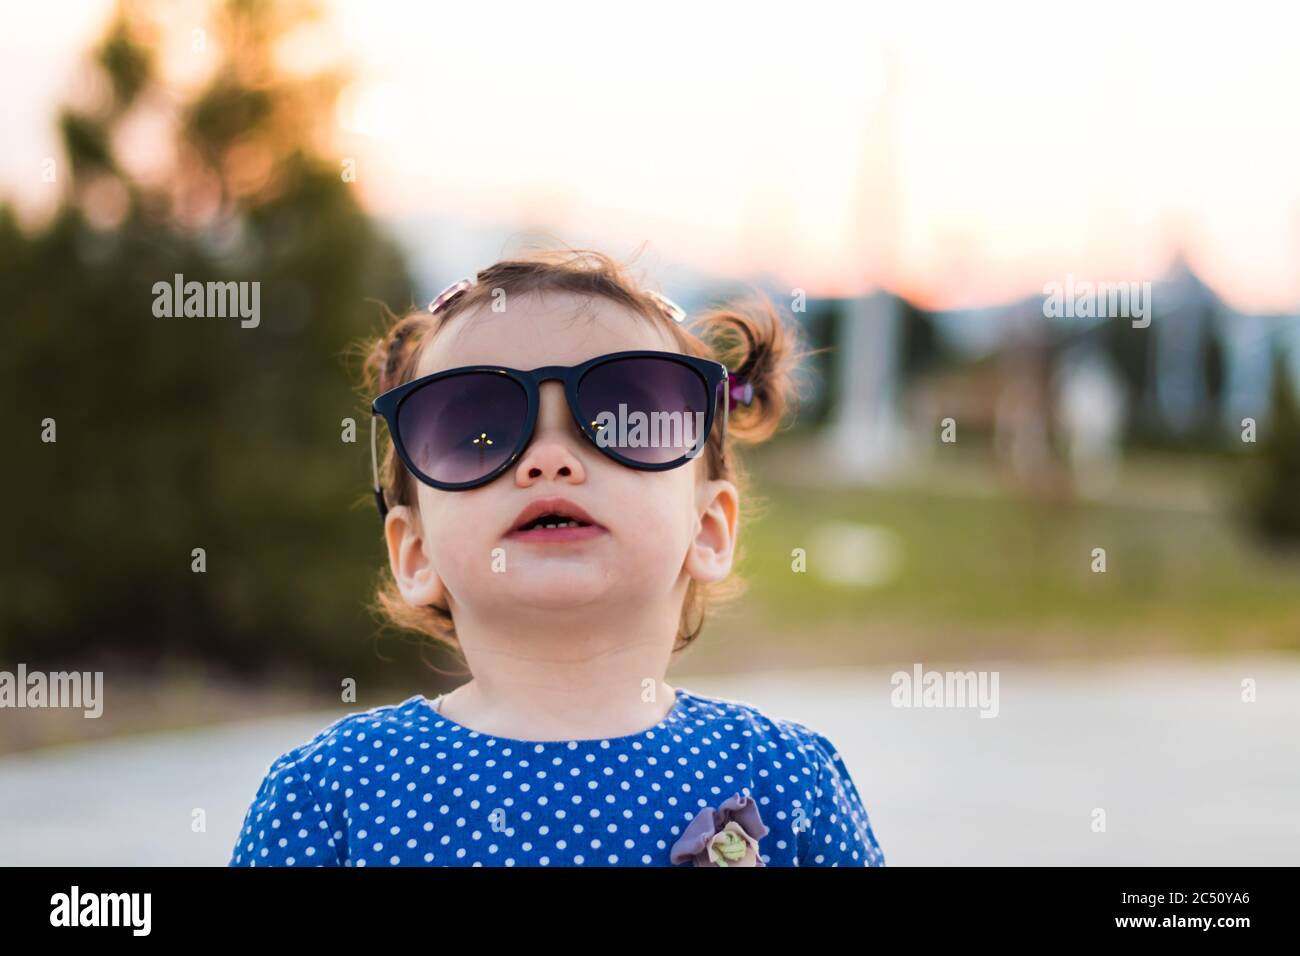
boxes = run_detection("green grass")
[683,446,1300,671]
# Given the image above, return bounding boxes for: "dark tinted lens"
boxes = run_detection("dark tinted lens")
[396,372,528,485]
[577,357,710,465]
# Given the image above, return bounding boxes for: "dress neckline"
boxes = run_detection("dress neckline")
[417,687,691,747]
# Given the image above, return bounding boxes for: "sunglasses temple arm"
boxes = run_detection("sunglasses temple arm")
[720,372,729,462]
[371,413,389,520]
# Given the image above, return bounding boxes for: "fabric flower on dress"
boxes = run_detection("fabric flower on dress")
[669,793,769,867]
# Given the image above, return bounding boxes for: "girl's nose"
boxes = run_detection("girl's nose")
[514,382,588,485]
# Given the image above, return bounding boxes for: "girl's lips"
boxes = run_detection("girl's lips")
[505,523,608,544]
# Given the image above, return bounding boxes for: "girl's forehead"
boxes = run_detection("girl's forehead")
[415,290,680,375]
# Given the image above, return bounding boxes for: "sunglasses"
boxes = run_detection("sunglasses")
[370,350,731,516]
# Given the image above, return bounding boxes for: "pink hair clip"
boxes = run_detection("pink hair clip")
[728,378,754,409]
[429,276,688,326]
[428,277,476,314]
[645,289,686,323]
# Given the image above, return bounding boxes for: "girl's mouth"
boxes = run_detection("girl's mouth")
[505,498,608,544]
[506,513,607,543]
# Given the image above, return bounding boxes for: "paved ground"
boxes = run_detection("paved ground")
[2,655,1297,865]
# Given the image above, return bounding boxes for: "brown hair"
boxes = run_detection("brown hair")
[354,247,807,665]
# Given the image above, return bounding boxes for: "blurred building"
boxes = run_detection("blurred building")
[814,256,1298,496]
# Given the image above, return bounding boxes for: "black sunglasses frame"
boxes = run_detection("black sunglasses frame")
[371,350,729,517]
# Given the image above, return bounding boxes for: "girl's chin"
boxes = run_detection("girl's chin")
[483,576,632,613]
[509,585,615,610]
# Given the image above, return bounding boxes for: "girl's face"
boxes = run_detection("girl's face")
[383,291,739,635]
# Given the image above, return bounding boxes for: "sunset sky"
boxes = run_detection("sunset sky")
[4,0,1298,313]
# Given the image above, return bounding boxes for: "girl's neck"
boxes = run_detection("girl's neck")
[439,595,685,740]
[436,675,679,743]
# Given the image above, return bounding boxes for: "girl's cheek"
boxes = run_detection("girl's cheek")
[423,515,472,567]
[623,487,695,565]
[425,503,506,582]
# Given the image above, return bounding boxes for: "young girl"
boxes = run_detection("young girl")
[229,249,885,867]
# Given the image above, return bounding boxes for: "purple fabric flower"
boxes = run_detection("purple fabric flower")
[669,793,770,867]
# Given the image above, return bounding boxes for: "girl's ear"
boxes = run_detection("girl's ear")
[684,478,739,585]
[384,504,447,607]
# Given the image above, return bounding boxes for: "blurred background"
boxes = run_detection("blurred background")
[1,0,1297,864]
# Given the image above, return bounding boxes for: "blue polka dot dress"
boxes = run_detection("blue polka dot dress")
[228,688,885,867]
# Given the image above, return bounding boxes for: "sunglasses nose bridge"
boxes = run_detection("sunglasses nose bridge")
[527,366,584,424]
[529,366,569,385]
[531,375,587,444]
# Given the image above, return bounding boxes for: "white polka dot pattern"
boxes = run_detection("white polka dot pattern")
[229,688,885,867]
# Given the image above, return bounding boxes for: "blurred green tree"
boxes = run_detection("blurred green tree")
[1241,343,1300,548]
[1101,307,1156,442]
[0,0,415,679]
[797,299,843,428]
[898,297,947,380]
